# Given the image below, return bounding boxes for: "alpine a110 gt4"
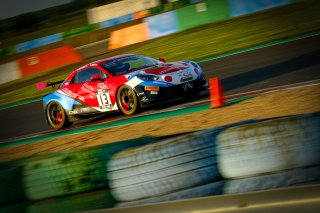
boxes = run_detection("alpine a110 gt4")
[39,54,208,129]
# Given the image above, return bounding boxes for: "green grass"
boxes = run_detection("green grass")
[1,0,320,107]
[0,73,70,107]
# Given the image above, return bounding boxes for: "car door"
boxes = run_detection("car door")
[75,67,113,111]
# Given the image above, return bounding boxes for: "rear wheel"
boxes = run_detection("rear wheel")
[46,101,72,129]
[117,85,139,115]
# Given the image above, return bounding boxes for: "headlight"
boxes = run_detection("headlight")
[137,75,159,81]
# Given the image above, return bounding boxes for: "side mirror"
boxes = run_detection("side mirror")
[159,57,167,63]
[90,74,103,82]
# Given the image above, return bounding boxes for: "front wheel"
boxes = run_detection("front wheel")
[116,85,139,115]
[46,101,72,129]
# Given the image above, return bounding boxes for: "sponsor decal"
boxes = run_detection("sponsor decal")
[98,82,107,89]
[182,70,192,77]
[179,70,194,82]
[61,88,85,102]
[144,86,159,91]
[180,76,193,82]
[80,107,92,112]
[68,110,79,115]
[68,107,93,115]
[27,56,40,65]
[81,82,95,92]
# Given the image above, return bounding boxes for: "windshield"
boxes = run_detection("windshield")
[101,55,162,76]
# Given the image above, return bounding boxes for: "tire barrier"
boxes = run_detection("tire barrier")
[1,113,319,210]
[108,124,244,172]
[108,129,223,202]
[117,181,224,208]
[109,147,216,181]
[223,165,320,194]
[27,189,116,213]
[111,157,218,188]
[22,137,159,201]
[108,120,257,202]
[217,113,320,178]
[111,165,220,202]
[0,166,26,206]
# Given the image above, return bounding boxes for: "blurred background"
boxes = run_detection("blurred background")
[1,0,320,212]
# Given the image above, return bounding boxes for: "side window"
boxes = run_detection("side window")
[72,68,106,84]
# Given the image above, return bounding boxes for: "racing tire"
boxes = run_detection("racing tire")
[216,113,320,178]
[117,181,224,208]
[116,85,139,115]
[46,101,72,129]
[111,166,220,202]
[223,165,320,194]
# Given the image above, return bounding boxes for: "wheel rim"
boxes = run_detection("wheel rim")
[119,87,135,112]
[49,104,63,126]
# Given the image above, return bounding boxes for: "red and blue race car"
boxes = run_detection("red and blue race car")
[39,54,208,129]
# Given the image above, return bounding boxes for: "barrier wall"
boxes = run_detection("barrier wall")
[99,14,134,29]
[228,0,290,17]
[15,33,62,53]
[176,0,229,31]
[62,24,100,39]
[109,0,295,50]
[108,23,150,50]
[17,46,82,77]
[143,11,179,39]
[0,61,21,84]
[87,0,160,24]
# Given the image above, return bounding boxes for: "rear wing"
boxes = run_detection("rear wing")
[36,80,64,91]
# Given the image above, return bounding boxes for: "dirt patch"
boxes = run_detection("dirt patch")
[1,84,319,162]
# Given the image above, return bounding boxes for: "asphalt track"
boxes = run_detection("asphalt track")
[1,34,319,141]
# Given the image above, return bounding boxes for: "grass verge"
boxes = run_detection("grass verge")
[0,0,319,107]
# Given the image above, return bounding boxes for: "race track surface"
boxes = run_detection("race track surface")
[1,35,319,141]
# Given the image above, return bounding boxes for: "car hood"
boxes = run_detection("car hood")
[140,62,190,75]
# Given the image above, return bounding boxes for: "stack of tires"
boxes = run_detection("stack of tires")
[216,113,320,194]
[1,113,319,211]
[107,113,320,207]
[107,121,256,207]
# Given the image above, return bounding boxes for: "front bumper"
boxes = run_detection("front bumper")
[135,76,208,107]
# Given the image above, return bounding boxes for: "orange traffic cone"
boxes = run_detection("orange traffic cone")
[209,77,224,108]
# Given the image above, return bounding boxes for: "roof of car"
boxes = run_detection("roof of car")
[90,54,138,66]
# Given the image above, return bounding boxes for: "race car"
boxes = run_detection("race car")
[39,54,208,129]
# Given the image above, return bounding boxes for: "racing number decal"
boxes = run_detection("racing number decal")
[97,89,112,109]
[98,93,109,105]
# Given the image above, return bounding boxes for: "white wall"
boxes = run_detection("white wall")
[0,61,21,84]
[87,0,160,24]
